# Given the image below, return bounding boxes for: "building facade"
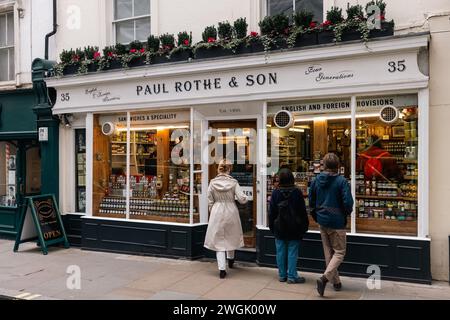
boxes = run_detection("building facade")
[36,0,450,282]
[0,0,58,235]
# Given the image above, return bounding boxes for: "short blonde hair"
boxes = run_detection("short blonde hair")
[218,159,232,174]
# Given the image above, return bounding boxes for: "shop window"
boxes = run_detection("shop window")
[267,0,323,21]
[267,104,352,231]
[25,146,41,195]
[0,142,17,207]
[114,0,151,43]
[0,12,15,82]
[355,97,419,236]
[75,129,86,212]
[93,110,197,223]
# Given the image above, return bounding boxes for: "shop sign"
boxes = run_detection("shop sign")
[51,51,427,113]
[267,95,418,115]
[14,194,69,255]
[99,110,190,126]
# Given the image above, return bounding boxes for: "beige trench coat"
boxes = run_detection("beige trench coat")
[204,174,248,252]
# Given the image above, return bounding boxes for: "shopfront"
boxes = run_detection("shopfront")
[47,33,431,283]
[0,89,41,236]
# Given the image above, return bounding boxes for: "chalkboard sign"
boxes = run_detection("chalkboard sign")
[14,194,69,255]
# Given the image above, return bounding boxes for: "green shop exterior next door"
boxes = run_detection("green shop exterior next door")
[0,140,41,236]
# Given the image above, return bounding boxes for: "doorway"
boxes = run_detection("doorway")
[0,140,41,235]
[208,120,257,248]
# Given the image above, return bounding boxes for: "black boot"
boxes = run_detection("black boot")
[219,270,227,279]
[316,276,328,297]
[228,259,235,269]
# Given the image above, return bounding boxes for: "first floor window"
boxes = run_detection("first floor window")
[0,11,14,82]
[114,0,151,43]
[267,94,419,237]
[267,0,323,21]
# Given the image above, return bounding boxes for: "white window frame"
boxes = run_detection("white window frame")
[265,0,324,20]
[112,0,151,44]
[0,10,15,84]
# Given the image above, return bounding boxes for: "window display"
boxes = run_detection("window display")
[93,110,198,223]
[75,129,86,212]
[267,95,419,236]
[0,142,17,207]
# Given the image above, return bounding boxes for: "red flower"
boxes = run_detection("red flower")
[183,39,190,46]
[72,54,80,62]
[380,14,385,21]
[93,51,101,60]
[323,20,332,26]
[207,37,216,43]
[309,21,317,28]
[130,49,137,53]
[163,45,173,51]
[250,31,258,37]
[107,52,114,58]
[139,48,146,53]
[284,27,290,35]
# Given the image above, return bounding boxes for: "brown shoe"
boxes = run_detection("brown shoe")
[333,283,342,291]
[316,276,328,297]
[219,270,227,279]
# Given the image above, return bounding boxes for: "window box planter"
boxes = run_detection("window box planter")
[293,32,318,47]
[151,54,169,65]
[87,62,99,73]
[170,49,192,62]
[369,21,394,39]
[341,27,363,42]
[108,59,123,70]
[194,46,233,60]
[63,64,80,75]
[235,40,265,55]
[317,29,335,44]
[128,56,146,68]
[272,37,288,50]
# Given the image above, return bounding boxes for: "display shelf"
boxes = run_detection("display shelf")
[356,217,417,236]
[402,159,418,164]
[404,175,418,180]
[356,195,417,202]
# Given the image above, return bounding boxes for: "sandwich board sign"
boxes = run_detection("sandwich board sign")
[14,194,69,255]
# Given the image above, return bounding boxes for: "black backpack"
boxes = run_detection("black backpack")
[274,190,307,238]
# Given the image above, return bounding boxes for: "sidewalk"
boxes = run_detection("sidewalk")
[1,239,449,300]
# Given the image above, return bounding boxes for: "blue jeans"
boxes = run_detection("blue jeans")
[275,239,300,280]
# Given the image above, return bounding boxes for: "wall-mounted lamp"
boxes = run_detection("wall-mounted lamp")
[17,8,25,19]
[60,114,73,128]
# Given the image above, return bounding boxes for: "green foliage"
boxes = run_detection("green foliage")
[177,31,191,46]
[202,25,217,42]
[346,3,364,20]
[147,35,160,52]
[293,9,314,29]
[272,14,290,35]
[326,6,344,24]
[114,43,127,55]
[59,49,74,64]
[233,17,248,39]
[366,0,386,15]
[83,46,99,60]
[259,16,273,36]
[129,40,143,50]
[159,33,175,50]
[218,21,233,40]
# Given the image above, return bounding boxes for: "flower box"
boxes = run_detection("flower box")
[235,40,264,55]
[87,62,99,73]
[108,59,123,70]
[194,46,233,60]
[293,32,318,47]
[317,29,335,44]
[63,64,80,75]
[341,27,363,42]
[369,21,394,39]
[272,37,288,50]
[170,49,192,62]
[151,54,169,65]
[128,56,146,68]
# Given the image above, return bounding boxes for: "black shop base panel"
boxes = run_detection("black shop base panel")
[63,214,431,284]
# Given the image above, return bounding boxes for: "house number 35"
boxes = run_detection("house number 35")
[388,60,406,73]
[61,93,70,102]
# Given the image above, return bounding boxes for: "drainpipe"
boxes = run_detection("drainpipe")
[45,0,57,60]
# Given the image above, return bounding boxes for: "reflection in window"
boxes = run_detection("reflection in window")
[267,0,323,21]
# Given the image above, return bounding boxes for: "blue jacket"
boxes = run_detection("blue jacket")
[309,173,354,229]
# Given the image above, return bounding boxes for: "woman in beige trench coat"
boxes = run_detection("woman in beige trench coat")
[204,160,248,279]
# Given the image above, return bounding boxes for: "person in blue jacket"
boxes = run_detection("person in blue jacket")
[269,168,309,284]
[309,153,354,297]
